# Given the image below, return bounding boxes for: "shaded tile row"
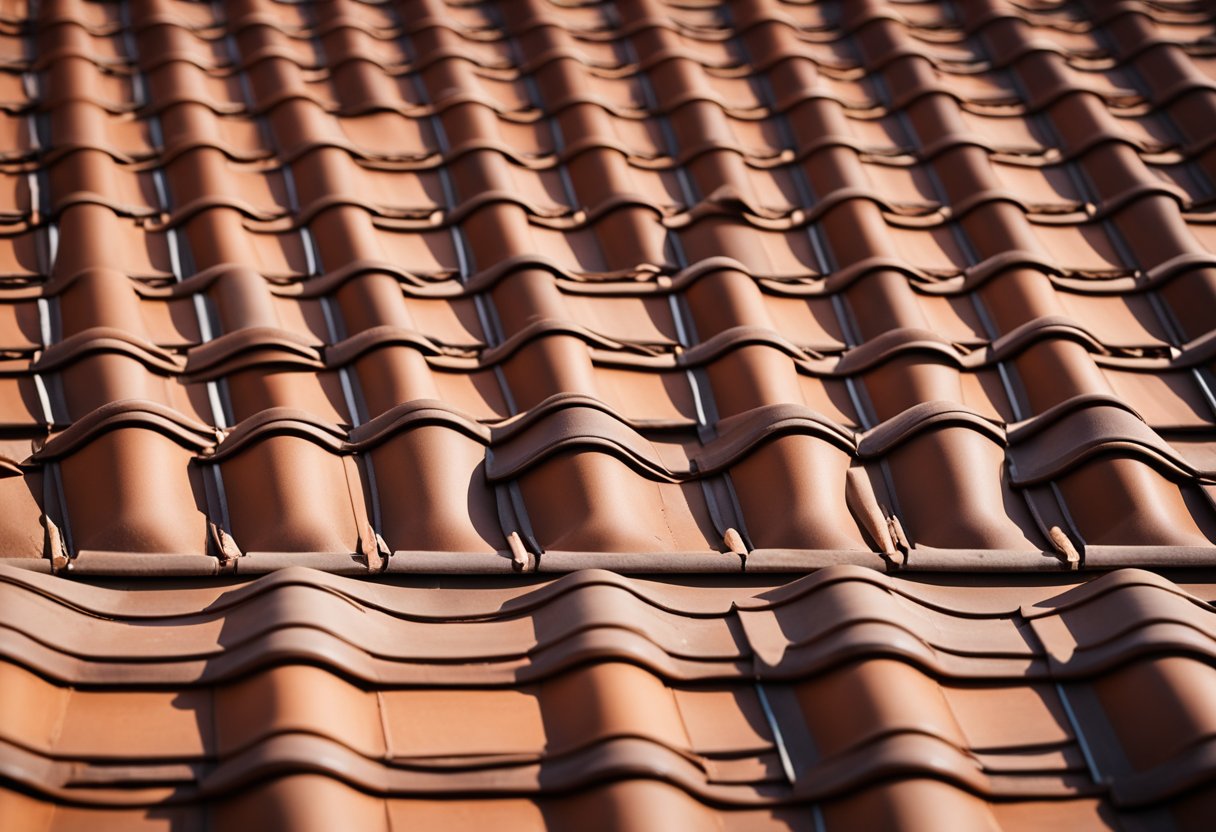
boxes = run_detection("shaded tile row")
[0,564,1214,829]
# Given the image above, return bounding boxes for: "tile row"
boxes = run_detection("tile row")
[4,281,1213,429]
[3,193,1214,286]
[1,143,1214,231]
[17,0,1216,88]
[1,0,1214,168]
[0,564,1215,830]
[0,388,1212,572]
[2,87,1200,169]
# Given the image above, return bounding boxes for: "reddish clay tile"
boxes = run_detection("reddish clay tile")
[0,0,1215,828]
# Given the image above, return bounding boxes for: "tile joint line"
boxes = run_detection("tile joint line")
[1055,682,1103,785]
[755,683,797,785]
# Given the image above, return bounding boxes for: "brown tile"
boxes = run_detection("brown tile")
[0,567,1212,826]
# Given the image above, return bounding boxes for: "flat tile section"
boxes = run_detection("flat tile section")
[0,0,1212,574]
[0,564,1214,829]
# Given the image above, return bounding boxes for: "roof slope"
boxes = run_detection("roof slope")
[1,0,1215,828]
[0,0,1212,575]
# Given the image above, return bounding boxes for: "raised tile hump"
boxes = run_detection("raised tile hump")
[2,0,1216,827]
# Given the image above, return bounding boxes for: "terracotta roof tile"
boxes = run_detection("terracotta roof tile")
[2,0,1216,826]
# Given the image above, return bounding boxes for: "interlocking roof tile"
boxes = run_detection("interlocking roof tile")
[1,0,1216,827]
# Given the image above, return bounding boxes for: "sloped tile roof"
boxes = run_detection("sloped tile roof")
[0,0,1213,575]
[1,0,1215,827]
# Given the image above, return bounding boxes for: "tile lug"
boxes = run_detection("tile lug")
[360,532,390,574]
[508,532,535,572]
[1049,525,1082,570]
[43,514,68,572]
[724,527,748,558]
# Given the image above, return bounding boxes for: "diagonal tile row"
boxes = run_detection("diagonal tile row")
[0,0,1214,574]
[1,564,1216,830]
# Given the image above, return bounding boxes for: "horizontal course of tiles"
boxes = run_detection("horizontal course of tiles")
[1,0,1216,575]
[0,563,1215,830]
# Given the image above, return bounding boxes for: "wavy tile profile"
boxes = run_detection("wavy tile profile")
[0,564,1214,829]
